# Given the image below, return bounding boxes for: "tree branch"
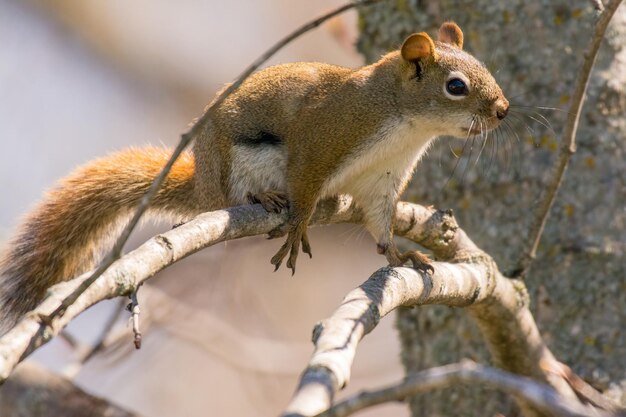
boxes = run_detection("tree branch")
[513,0,623,278]
[280,261,585,417]
[281,201,619,416]
[282,263,493,417]
[1,196,617,416]
[0,197,378,382]
[316,361,618,417]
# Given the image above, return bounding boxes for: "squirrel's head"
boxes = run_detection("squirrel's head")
[395,22,508,138]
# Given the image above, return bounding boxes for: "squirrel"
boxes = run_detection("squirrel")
[0,22,508,331]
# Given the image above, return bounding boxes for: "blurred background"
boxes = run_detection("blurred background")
[0,0,407,416]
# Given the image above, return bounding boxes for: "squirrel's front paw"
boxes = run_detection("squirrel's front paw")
[270,224,312,274]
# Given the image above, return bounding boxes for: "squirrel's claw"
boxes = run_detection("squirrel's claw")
[286,238,301,272]
[270,240,290,269]
[301,230,312,259]
[271,223,311,274]
[399,250,434,275]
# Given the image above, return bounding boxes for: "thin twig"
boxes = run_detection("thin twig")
[58,330,79,350]
[280,256,584,417]
[591,0,605,12]
[282,262,496,417]
[80,298,127,364]
[512,0,623,279]
[316,361,617,417]
[128,290,142,350]
[544,360,621,413]
[45,0,382,320]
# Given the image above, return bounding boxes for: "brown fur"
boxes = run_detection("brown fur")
[196,22,507,271]
[0,22,508,329]
[0,148,198,331]
[438,21,464,49]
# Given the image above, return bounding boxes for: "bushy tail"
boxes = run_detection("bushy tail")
[0,147,198,333]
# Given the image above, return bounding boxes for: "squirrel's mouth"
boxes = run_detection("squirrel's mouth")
[462,119,501,136]
[461,126,483,136]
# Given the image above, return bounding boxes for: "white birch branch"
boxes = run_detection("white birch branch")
[0,197,370,381]
[281,264,588,417]
[282,263,492,417]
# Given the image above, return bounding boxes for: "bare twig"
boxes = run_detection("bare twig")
[544,361,621,413]
[128,290,142,350]
[513,0,623,278]
[46,0,382,321]
[58,330,80,349]
[0,203,501,378]
[316,361,617,417]
[591,0,606,12]
[282,263,494,417]
[80,298,127,364]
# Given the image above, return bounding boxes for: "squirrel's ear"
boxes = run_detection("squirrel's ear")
[438,21,464,49]
[401,32,436,63]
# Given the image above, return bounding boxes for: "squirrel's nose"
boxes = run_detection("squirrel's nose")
[494,99,509,120]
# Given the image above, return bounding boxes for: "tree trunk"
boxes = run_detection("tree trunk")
[358,1,626,416]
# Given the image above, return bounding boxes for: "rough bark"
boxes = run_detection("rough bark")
[358,1,626,416]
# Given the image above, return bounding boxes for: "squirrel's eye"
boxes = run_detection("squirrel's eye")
[446,78,468,96]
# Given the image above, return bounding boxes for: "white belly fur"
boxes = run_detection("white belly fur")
[322,117,438,198]
[229,145,288,204]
